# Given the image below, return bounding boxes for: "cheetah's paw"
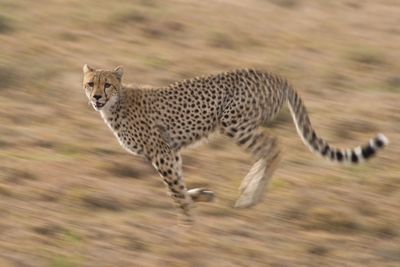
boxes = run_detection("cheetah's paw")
[188,188,215,203]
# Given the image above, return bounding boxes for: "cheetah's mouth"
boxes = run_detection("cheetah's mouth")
[93,102,105,110]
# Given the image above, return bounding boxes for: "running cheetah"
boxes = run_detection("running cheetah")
[82,65,389,224]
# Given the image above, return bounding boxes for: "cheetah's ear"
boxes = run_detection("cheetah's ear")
[113,66,124,81]
[83,64,94,74]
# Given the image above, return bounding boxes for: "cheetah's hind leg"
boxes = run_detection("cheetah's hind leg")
[188,188,215,203]
[235,148,280,208]
[222,128,281,208]
[235,157,267,207]
[235,133,281,208]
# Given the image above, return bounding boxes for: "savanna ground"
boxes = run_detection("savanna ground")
[0,0,399,266]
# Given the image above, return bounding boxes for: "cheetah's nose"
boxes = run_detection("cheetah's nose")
[93,95,102,100]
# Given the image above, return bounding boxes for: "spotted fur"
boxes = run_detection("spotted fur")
[82,65,389,223]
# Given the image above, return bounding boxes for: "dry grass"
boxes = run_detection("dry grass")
[0,0,399,266]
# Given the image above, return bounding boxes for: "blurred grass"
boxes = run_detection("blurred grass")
[0,0,399,267]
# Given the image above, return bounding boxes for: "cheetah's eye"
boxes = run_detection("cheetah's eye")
[104,83,111,89]
[87,82,94,87]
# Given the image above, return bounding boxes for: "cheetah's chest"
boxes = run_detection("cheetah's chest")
[114,127,144,156]
[101,113,144,156]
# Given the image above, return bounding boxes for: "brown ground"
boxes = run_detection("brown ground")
[0,0,399,266]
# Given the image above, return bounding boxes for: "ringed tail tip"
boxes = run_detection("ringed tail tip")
[376,133,389,147]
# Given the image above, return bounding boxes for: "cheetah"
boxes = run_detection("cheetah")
[82,65,389,224]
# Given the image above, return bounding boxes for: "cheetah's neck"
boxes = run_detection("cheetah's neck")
[99,93,120,128]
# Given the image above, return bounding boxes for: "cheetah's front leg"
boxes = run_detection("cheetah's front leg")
[151,150,215,224]
[151,149,195,224]
[151,127,214,224]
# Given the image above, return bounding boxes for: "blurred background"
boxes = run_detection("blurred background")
[0,0,399,266]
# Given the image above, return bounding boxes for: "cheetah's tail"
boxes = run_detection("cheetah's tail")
[286,86,389,163]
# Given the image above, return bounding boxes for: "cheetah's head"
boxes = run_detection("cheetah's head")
[82,64,123,111]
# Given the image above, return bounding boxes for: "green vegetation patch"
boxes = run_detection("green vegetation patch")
[0,14,15,34]
[303,207,362,233]
[80,192,124,211]
[51,255,80,267]
[105,7,149,29]
[385,76,400,93]
[347,47,387,66]
[0,167,37,184]
[0,64,19,89]
[268,0,301,8]
[105,163,141,178]
[142,55,170,70]
[207,32,237,50]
